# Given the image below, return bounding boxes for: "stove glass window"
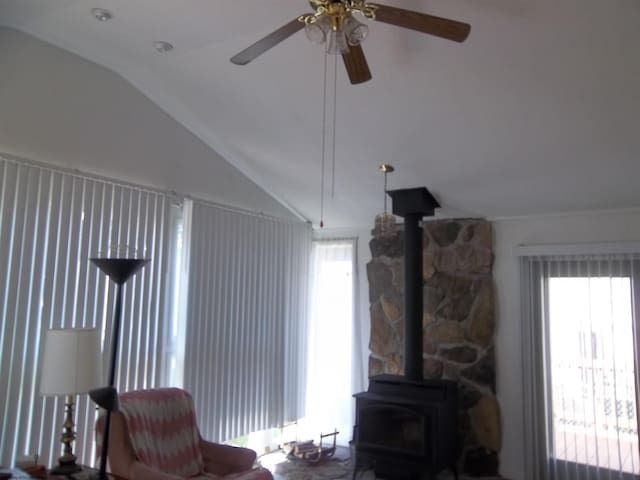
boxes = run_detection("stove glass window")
[359,404,425,453]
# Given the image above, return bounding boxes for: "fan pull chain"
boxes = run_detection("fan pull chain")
[331,53,338,199]
[320,50,328,228]
[319,51,340,226]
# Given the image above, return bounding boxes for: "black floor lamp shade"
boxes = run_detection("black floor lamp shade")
[90,258,148,285]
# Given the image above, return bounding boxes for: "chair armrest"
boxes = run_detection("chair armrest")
[105,412,137,479]
[130,461,184,480]
[200,441,257,475]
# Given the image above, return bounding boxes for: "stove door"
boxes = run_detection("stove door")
[357,401,428,456]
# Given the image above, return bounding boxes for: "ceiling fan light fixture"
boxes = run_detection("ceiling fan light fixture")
[304,14,332,45]
[230,0,470,84]
[343,16,369,46]
[305,23,324,44]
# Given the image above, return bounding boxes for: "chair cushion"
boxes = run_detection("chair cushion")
[119,388,205,477]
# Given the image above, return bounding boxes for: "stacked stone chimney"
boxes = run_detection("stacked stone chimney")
[367,218,501,476]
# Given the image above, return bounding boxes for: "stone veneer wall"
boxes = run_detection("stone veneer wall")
[366,218,501,477]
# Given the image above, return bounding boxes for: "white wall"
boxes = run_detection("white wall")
[493,209,640,480]
[0,27,296,219]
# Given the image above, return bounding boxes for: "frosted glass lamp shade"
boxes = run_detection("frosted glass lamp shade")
[374,211,397,236]
[343,16,369,46]
[40,328,103,396]
[305,14,332,45]
[327,29,349,55]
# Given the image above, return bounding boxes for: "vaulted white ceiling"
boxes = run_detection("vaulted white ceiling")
[2,0,639,228]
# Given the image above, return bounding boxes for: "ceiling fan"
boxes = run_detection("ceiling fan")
[230,0,471,85]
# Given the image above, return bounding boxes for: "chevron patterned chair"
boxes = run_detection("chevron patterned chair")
[97,388,273,480]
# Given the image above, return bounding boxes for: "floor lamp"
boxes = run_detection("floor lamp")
[89,257,149,480]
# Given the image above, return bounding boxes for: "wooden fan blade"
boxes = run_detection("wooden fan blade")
[230,18,305,65]
[342,44,372,84]
[369,3,471,42]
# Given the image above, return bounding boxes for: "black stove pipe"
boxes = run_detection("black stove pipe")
[404,212,423,380]
[387,187,440,382]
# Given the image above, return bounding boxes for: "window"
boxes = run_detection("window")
[521,254,640,480]
[0,157,176,466]
[301,239,356,446]
[578,331,598,360]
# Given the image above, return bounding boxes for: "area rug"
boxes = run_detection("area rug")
[259,447,352,480]
[258,447,504,480]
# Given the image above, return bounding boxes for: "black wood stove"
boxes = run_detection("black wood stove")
[353,187,458,480]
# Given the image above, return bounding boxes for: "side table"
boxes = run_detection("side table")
[0,465,126,480]
[0,468,38,479]
[48,466,125,480]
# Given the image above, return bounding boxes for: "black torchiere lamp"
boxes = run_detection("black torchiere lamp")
[89,256,149,480]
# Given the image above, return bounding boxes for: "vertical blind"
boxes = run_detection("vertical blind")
[184,199,311,442]
[0,156,173,466]
[521,251,640,480]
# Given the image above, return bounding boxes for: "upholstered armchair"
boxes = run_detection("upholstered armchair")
[97,388,273,480]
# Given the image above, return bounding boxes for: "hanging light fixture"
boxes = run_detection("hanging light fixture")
[302,1,370,55]
[374,164,396,236]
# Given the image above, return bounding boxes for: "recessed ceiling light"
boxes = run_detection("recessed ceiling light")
[153,41,174,53]
[91,8,113,22]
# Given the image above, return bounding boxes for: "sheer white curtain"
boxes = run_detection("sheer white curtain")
[184,199,312,442]
[301,239,356,446]
[520,248,640,480]
[0,156,175,466]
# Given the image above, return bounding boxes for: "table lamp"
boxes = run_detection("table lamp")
[40,328,102,475]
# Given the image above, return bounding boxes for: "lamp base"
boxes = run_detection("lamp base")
[50,396,82,476]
